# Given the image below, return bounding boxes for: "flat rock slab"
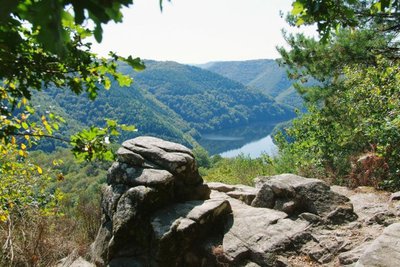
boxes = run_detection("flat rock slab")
[108,162,174,188]
[211,191,311,266]
[355,222,400,267]
[122,136,195,173]
[151,198,232,241]
[207,182,236,193]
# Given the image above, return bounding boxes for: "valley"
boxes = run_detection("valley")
[34,59,298,155]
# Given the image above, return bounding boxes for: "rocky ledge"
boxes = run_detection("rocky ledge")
[84,137,400,267]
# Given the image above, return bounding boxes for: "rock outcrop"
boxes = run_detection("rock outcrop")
[252,174,357,224]
[90,137,400,267]
[91,137,231,266]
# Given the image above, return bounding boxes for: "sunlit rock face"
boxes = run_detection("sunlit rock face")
[90,136,230,267]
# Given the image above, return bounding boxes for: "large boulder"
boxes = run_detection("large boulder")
[210,191,312,266]
[252,174,357,224]
[355,222,400,267]
[90,136,229,267]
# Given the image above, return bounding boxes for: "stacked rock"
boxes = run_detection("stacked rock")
[91,136,231,267]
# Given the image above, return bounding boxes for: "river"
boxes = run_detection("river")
[198,123,279,158]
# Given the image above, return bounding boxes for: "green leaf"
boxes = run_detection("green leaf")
[21,122,29,130]
[296,17,305,26]
[120,124,137,132]
[106,119,117,127]
[116,73,132,87]
[291,1,305,15]
[124,56,146,71]
[52,123,59,131]
[104,77,111,90]
[93,24,103,43]
[110,129,120,136]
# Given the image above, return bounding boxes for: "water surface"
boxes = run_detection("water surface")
[199,122,278,158]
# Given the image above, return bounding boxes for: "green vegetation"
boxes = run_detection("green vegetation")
[0,1,148,265]
[3,0,400,265]
[32,60,295,150]
[201,59,305,109]
[127,60,295,132]
[202,154,275,186]
[274,0,400,189]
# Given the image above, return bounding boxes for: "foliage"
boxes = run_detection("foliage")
[0,142,62,222]
[192,145,211,169]
[0,209,74,266]
[0,0,145,155]
[278,1,400,188]
[277,58,400,187]
[204,153,274,185]
[202,59,307,110]
[70,119,137,162]
[0,1,145,264]
[30,60,295,151]
[0,148,104,265]
[289,0,400,40]
[0,143,65,265]
[277,28,396,104]
[133,60,295,132]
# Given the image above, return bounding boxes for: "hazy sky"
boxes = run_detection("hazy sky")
[91,0,315,64]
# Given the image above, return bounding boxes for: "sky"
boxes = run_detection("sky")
[91,0,315,64]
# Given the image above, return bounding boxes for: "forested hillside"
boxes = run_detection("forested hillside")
[200,59,304,109]
[38,81,196,148]
[35,60,295,150]
[129,60,295,131]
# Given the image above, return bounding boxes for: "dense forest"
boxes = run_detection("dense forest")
[201,59,305,109]
[1,0,400,265]
[33,60,295,151]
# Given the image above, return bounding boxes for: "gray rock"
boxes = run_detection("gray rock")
[207,182,236,192]
[299,212,322,224]
[365,210,396,226]
[150,198,232,266]
[252,174,357,223]
[251,184,275,208]
[56,256,95,267]
[207,183,258,205]
[355,222,400,267]
[116,147,145,167]
[122,137,200,185]
[101,184,127,219]
[389,191,400,202]
[339,242,372,265]
[91,137,223,266]
[214,190,311,266]
[92,138,400,267]
[91,217,113,266]
[107,162,174,189]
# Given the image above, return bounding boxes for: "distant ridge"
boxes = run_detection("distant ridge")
[199,59,304,109]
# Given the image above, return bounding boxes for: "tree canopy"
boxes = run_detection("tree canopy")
[276,0,400,189]
[0,0,152,230]
[0,0,147,159]
[290,0,400,41]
